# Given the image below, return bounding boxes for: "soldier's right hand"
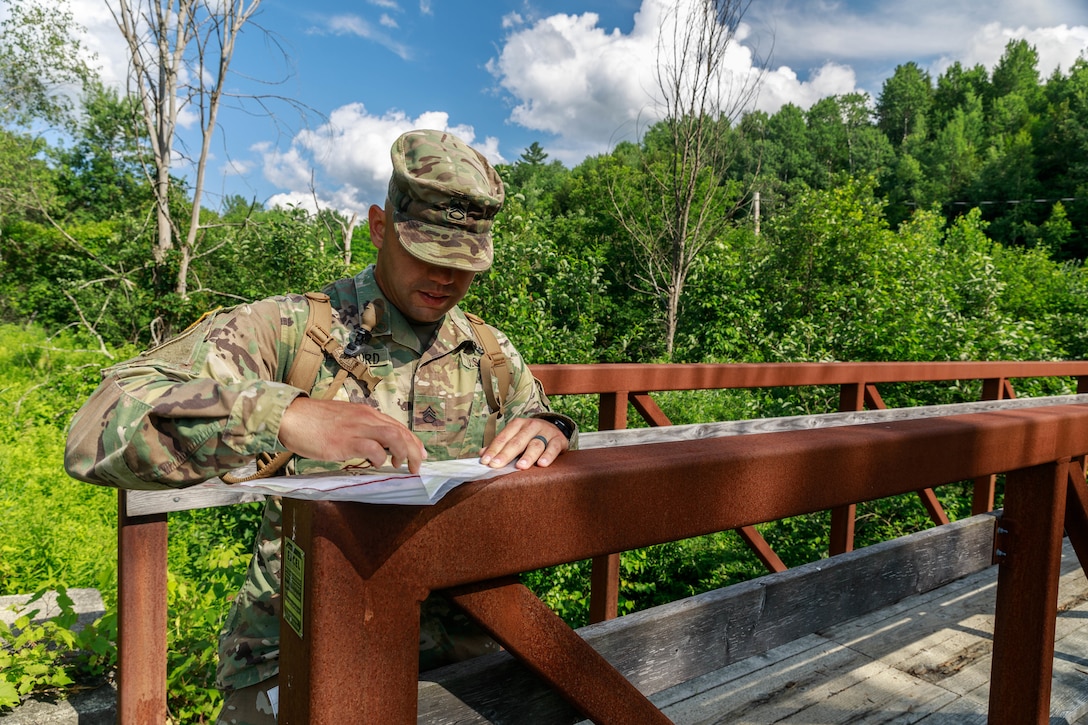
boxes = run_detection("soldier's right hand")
[277,397,427,473]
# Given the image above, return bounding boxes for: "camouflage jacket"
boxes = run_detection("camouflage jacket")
[64,266,576,690]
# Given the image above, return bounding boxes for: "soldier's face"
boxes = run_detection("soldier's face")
[370,205,475,324]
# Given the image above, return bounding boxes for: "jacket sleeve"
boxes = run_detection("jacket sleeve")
[64,298,306,490]
[493,328,580,450]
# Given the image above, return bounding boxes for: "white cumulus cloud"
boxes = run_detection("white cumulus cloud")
[947,22,1088,78]
[256,106,502,216]
[487,0,859,164]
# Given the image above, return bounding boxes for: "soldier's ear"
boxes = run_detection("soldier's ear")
[368,204,386,249]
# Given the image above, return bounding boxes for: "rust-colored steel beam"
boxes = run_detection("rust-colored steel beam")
[278,499,424,724]
[830,504,857,555]
[1063,457,1088,573]
[530,361,1088,396]
[989,459,1068,724]
[838,382,886,412]
[832,381,879,555]
[597,391,628,431]
[630,392,672,427]
[278,404,1088,722]
[592,391,627,623]
[589,551,621,623]
[117,491,168,725]
[918,488,951,526]
[974,378,1017,515]
[592,387,786,621]
[447,578,672,725]
[737,525,787,572]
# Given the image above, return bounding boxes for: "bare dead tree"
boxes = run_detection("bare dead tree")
[610,0,763,358]
[310,175,358,266]
[110,0,261,308]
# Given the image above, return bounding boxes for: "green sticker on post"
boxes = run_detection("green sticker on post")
[283,536,305,639]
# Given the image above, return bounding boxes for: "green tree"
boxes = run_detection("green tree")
[0,129,55,224]
[931,61,990,131]
[0,0,96,129]
[876,62,933,147]
[806,94,894,188]
[503,143,571,214]
[989,39,1043,110]
[764,104,814,188]
[52,82,149,222]
[1036,58,1088,257]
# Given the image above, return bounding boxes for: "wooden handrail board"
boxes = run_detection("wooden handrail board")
[124,483,264,517]
[124,394,1088,517]
[577,393,1088,449]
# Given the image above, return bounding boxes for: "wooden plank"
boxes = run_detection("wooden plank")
[1051,623,1088,724]
[648,537,1088,724]
[415,514,999,724]
[125,479,265,516]
[125,394,1088,516]
[577,394,1088,450]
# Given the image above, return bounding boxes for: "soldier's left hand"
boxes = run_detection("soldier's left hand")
[479,417,569,470]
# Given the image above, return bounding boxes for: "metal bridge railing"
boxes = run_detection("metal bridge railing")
[114,360,1088,723]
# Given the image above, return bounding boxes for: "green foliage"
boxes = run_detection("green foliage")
[0,587,116,711]
[164,532,254,723]
[465,190,607,365]
[214,207,357,303]
[52,83,150,222]
[0,324,262,718]
[522,561,593,628]
[0,0,97,130]
[0,326,123,593]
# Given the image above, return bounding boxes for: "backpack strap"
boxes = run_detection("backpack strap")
[288,292,334,390]
[223,292,339,484]
[464,312,511,446]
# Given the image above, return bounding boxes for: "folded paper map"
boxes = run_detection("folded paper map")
[209,458,518,506]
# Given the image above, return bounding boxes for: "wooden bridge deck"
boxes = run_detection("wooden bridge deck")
[605,538,1088,725]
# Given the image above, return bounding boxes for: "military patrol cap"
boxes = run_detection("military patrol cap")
[388,129,505,272]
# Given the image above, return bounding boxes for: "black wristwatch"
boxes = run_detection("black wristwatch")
[537,414,575,441]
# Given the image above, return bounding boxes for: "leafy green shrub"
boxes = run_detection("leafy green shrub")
[0,587,116,710]
[165,537,254,723]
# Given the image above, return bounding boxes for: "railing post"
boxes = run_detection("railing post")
[831,382,869,554]
[279,499,422,724]
[989,459,1067,723]
[117,490,168,724]
[973,378,1014,514]
[1062,457,1088,571]
[589,391,628,623]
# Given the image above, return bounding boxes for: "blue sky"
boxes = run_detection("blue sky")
[71,0,1088,217]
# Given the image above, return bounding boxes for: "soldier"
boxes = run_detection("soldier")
[64,129,577,724]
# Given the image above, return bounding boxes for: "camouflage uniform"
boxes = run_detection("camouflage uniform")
[64,130,577,724]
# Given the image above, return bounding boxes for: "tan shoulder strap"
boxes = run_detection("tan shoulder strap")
[285,292,333,391]
[222,293,333,484]
[465,312,511,446]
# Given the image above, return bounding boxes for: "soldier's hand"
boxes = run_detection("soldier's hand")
[278,397,426,473]
[479,417,569,470]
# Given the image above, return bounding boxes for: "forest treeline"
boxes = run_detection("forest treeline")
[3,39,1088,369]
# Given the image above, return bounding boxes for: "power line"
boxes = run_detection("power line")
[905,196,1085,207]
